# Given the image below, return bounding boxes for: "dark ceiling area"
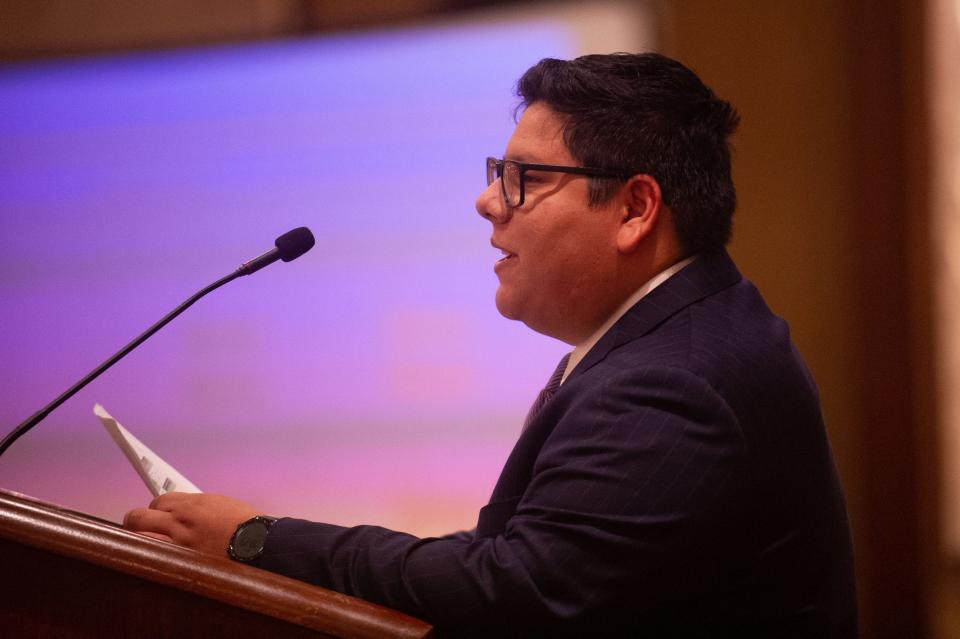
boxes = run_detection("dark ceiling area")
[0,0,535,63]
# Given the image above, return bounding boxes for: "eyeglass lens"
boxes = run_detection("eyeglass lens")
[486,158,522,207]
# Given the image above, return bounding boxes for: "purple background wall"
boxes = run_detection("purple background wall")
[0,21,578,535]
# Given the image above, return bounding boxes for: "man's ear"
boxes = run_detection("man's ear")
[616,174,663,254]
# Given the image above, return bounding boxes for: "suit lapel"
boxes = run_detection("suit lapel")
[566,250,742,381]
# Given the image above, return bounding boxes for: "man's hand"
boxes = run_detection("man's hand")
[123,492,262,557]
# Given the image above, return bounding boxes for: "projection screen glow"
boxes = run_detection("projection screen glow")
[0,6,651,535]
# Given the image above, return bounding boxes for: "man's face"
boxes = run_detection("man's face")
[475,103,625,344]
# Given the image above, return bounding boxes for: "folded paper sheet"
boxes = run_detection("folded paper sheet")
[94,404,201,497]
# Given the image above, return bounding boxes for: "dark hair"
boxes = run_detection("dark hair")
[516,52,740,254]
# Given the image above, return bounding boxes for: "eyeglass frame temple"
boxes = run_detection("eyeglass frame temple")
[486,157,629,207]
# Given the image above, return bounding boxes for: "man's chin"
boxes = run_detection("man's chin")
[494,290,523,321]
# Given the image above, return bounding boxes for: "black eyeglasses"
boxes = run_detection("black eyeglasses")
[485,157,628,208]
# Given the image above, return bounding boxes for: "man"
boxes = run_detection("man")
[125,53,857,636]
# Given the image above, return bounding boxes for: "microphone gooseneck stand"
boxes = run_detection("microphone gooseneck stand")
[0,270,240,458]
[0,227,315,458]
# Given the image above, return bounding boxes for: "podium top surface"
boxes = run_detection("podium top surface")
[0,488,432,639]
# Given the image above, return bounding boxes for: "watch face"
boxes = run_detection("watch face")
[230,517,274,562]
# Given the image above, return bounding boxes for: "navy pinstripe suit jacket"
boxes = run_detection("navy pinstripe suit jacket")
[256,251,857,637]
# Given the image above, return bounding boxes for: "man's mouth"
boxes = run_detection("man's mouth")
[491,239,516,265]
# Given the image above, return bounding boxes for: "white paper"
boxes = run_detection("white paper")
[94,403,201,497]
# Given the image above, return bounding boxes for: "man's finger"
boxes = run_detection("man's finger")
[149,491,189,511]
[123,507,176,536]
[137,531,175,543]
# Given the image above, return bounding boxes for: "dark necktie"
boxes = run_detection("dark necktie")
[522,353,571,432]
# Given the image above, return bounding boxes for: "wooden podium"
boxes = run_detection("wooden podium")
[0,489,433,638]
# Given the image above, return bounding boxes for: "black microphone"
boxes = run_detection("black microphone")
[0,227,316,457]
[239,226,315,275]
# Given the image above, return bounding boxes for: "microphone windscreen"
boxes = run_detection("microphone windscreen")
[275,227,315,262]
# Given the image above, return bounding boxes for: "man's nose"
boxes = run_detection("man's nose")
[475,180,510,224]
